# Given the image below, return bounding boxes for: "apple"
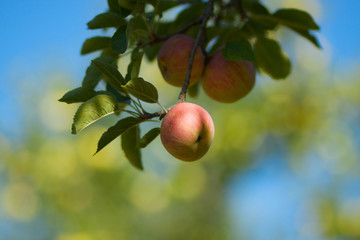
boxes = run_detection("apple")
[157,34,205,87]
[160,102,215,162]
[201,50,256,103]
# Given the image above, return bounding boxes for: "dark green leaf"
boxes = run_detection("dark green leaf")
[290,27,321,48]
[95,117,144,154]
[125,48,144,81]
[123,77,158,103]
[82,56,117,89]
[126,15,149,42]
[254,37,291,79]
[121,125,143,170]
[118,0,138,10]
[59,87,96,104]
[87,11,126,29]
[175,3,205,26]
[92,59,126,94]
[72,94,121,134]
[222,41,255,61]
[143,43,161,61]
[108,0,121,13]
[138,127,160,148]
[106,83,131,104]
[111,25,128,54]
[273,8,320,30]
[81,37,111,55]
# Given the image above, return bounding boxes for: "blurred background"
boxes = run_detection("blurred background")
[1,0,360,239]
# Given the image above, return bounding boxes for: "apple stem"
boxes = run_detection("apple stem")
[177,0,215,104]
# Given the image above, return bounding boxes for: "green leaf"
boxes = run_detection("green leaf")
[290,28,321,48]
[111,25,128,54]
[138,127,160,148]
[92,59,126,94]
[108,0,121,13]
[273,8,320,30]
[121,125,143,170]
[118,0,138,10]
[125,48,144,81]
[222,41,255,61]
[59,87,96,104]
[87,11,127,29]
[82,56,117,89]
[81,37,111,55]
[175,3,205,27]
[95,117,144,154]
[143,43,161,61]
[254,37,291,80]
[106,83,131,104]
[72,94,121,134]
[122,77,158,103]
[126,15,149,42]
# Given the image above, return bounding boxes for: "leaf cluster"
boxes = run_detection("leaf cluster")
[59,0,320,170]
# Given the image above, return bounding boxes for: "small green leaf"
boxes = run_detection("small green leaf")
[59,87,96,104]
[87,11,127,29]
[72,94,121,134]
[92,59,126,94]
[82,56,117,89]
[254,37,291,80]
[122,77,158,103]
[95,117,144,154]
[125,48,144,81]
[138,127,160,148]
[143,43,161,61]
[222,41,255,61]
[121,125,143,170]
[111,25,128,54]
[81,37,111,55]
[273,8,320,30]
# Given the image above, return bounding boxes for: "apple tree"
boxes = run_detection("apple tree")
[59,0,320,170]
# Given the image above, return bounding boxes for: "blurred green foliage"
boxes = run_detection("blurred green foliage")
[1,54,360,239]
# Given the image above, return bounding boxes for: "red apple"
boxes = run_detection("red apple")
[157,34,205,87]
[201,50,256,103]
[160,102,215,161]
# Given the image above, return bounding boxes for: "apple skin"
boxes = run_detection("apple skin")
[157,34,205,87]
[160,102,215,162]
[201,50,256,103]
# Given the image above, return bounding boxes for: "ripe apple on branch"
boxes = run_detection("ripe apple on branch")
[59,0,320,170]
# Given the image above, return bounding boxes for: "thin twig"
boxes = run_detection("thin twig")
[177,0,214,103]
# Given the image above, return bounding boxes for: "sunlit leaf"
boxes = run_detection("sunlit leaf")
[81,37,111,55]
[95,117,144,154]
[111,25,128,54]
[254,37,291,79]
[122,125,143,170]
[72,94,121,134]
[222,41,254,61]
[138,127,160,148]
[59,87,96,104]
[87,11,126,29]
[122,77,158,103]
